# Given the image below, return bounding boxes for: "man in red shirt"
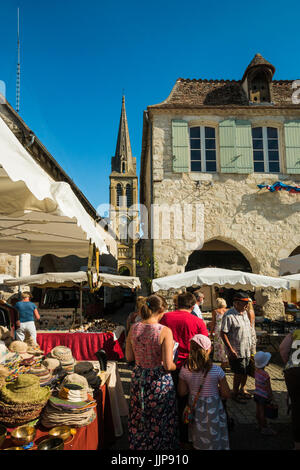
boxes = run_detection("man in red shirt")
[160,291,208,446]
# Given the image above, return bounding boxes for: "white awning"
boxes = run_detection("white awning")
[279,254,300,276]
[0,274,13,284]
[152,267,290,292]
[0,115,114,256]
[4,271,141,290]
[281,274,300,289]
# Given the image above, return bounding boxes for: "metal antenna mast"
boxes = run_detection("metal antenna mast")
[16,7,21,113]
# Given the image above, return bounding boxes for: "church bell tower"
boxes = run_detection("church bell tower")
[109,96,138,276]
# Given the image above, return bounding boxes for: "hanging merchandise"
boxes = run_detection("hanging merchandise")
[87,240,100,293]
[257,181,300,193]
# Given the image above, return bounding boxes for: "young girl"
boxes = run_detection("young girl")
[126,294,178,450]
[254,350,277,436]
[178,334,231,450]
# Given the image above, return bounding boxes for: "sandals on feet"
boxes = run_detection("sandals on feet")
[238,391,253,400]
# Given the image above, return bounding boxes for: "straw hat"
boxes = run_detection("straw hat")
[42,358,61,373]
[50,346,75,366]
[74,362,101,389]
[61,373,89,391]
[0,365,10,378]
[0,374,51,404]
[0,326,10,341]
[9,341,28,354]
[28,364,53,386]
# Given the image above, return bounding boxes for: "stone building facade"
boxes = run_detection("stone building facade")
[109,96,139,276]
[138,54,300,318]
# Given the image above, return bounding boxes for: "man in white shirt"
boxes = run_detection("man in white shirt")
[191,290,204,319]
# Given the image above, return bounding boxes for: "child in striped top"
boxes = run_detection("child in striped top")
[254,351,277,436]
[178,334,231,450]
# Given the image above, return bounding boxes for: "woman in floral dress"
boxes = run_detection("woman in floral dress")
[126,294,179,450]
[210,298,228,369]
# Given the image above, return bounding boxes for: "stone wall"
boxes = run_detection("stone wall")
[139,112,300,319]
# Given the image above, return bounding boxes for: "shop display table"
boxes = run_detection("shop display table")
[36,328,125,361]
[2,414,99,451]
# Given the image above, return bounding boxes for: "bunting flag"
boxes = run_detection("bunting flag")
[257,181,300,193]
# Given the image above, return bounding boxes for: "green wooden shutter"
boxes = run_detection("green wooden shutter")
[235,120,254,173]
[171,120,189,173]
[284,121,300,174]
[219,119,237,173]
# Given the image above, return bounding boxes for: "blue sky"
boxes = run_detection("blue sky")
[0,0,299,213]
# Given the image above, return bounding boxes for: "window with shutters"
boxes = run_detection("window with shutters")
[252,126,280,173]
[189,126,217,172]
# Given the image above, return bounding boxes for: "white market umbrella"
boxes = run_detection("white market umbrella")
[4,271,141,290]
[5,271,141,326]
[281,274,300,289]
[152,267,290,292]
[0,115,114,257]
[0,274,13,284]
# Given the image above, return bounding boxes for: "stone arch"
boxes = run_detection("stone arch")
[278,235,300,260]
[119,265,131,276]
[200,236,260,273]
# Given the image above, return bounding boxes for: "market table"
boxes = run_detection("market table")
[36,328,125,361]
[1,413,99,450]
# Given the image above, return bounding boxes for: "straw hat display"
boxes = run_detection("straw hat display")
[40,376,97,429]
[0,374,51,427]
[9,341,28,354]
[49,346,76,375]
[28,363,54,387]
[0,326,12,348]
[74,362,101,390]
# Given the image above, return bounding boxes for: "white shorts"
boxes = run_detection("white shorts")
[16,321,37,344]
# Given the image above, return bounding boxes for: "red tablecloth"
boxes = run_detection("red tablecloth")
[36,331,125,361]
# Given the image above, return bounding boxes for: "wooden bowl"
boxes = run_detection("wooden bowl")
[11,425,36,446]
[49,425,71,441]
[37,437,64,450]
[0,424,7,448]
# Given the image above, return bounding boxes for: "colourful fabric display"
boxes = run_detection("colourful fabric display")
[257,181,300,193]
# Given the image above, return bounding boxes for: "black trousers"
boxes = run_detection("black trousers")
[284,367,300,443]
[171,369,188,443]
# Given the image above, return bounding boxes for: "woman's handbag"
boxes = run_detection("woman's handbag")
[248,355,255,379]
[265,402,278,420]
[182,371,208,425]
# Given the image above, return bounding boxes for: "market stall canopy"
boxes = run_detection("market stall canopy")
[281,274,300,289]
[0,115,114,257]
[0,274,13,283]
[4,271,141,290]
[279,254,300,275]
[151,267,290,292]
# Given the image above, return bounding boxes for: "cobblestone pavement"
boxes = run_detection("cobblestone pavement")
[106,305,294,450]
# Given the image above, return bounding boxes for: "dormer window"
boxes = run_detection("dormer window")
[249,71,271,103]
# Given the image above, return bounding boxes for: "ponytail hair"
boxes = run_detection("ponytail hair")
[187,340,212,374]
[140,294,167,320]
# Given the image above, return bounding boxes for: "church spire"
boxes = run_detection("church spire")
[113,95,133,173]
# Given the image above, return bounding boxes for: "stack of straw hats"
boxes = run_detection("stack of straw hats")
[0,374,51,427]
[49,346,76,375]
[40,373,96,428]
[28,363,54,387]
[74,362,101,390]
